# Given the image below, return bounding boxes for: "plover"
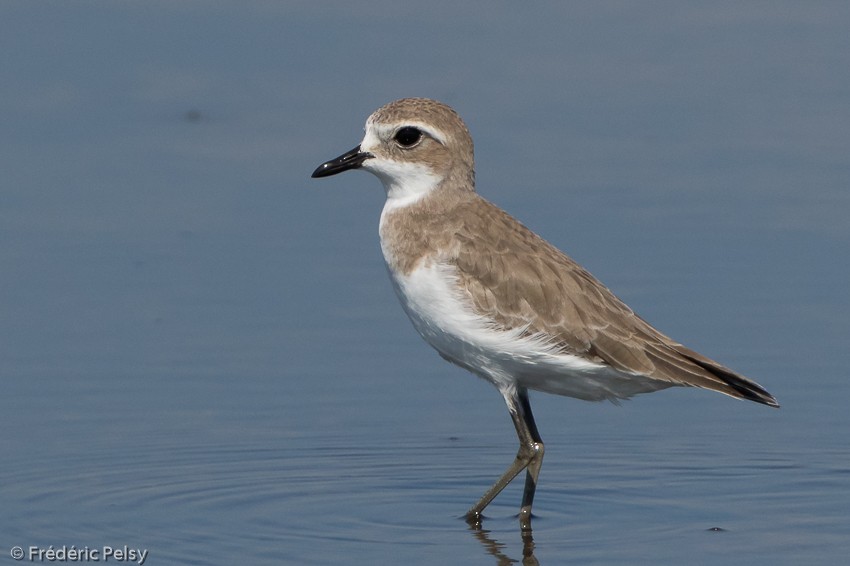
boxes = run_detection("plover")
[312,98,778,527]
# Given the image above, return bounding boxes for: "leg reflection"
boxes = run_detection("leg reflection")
[467,520,539,566]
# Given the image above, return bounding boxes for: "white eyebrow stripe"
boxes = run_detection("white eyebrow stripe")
[367,121,448,145]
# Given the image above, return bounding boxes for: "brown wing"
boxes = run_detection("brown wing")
[451,198,778,407]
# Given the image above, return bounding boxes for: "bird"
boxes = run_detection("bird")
[311,97,778,528]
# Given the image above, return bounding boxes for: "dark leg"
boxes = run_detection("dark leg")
[517,389,544,529]
[465,387,544,530]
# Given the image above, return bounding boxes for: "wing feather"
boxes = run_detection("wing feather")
[451,197,778,407]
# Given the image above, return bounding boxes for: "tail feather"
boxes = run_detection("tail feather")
[678,348,779,408]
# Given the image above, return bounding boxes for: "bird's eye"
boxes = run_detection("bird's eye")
[394,127,423,147]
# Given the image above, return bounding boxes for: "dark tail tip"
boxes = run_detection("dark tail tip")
[686,355,779,408]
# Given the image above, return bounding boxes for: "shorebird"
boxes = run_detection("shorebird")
[311,98,778,527]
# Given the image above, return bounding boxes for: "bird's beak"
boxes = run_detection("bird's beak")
[311,145,374,178]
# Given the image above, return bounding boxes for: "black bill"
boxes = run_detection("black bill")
[311,145,374,178]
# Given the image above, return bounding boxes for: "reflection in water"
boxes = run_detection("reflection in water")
[469,522,539,566]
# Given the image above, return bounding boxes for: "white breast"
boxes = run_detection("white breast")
[382,259,672,403]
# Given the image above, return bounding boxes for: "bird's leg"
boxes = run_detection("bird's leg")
[466,387,544,530]
[517,389,544,529]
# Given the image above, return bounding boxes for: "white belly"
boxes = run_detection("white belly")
[385,261,671,403]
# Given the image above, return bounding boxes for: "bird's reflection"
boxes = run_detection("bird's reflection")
[468,520,539,566]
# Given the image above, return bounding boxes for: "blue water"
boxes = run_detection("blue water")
[2,2,849,564]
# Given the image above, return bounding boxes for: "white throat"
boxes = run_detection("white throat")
[363,158,441,211]
[360,123,443,212]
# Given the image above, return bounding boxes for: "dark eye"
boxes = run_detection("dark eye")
[394,126,422,147]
